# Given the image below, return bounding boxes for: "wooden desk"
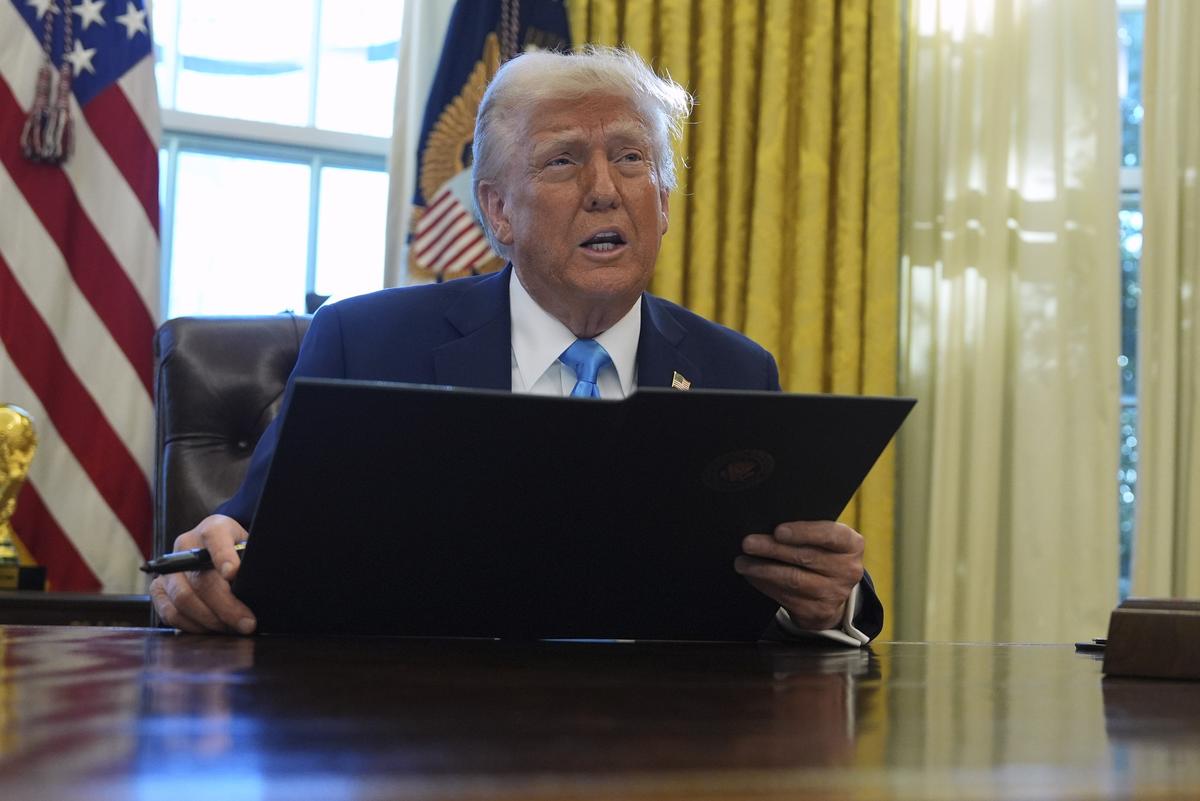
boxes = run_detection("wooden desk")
[1,626,1197,800]
[0,592,151,627]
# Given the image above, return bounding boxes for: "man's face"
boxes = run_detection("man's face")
[478,95,670,335]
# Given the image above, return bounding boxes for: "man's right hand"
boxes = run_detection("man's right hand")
[149,514,256,635]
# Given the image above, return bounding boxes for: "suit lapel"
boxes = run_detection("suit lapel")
[432,266,514,390]
[636,294,701,389]
[430,277,698,392]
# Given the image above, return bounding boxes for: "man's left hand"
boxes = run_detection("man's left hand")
[735,521,864,631]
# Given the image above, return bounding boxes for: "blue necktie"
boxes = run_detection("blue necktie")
[560,339,612,398]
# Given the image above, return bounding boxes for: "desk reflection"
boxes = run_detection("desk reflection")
[2,627,1200,801]
[133,635,873,777]
[1104,674,1200,788]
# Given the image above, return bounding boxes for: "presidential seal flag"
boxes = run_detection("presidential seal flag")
[408,0,571,282]
[0,0,159,592]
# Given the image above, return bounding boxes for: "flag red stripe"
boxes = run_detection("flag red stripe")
[82,82,160,235]
[0,254,152,558]
[9,483,102,592]
[428,224,481,269]
[414,192,460,241]
[445,237,493,274]
[0,78,155,397]
[415,209,471,260]
[427,227,482,272]
[423,187,454,219]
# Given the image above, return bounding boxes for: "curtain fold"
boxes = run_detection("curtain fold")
[383,0,457,287]
[570,0,902,635]
[898,0,1120,642]
[1135,0,1200,597]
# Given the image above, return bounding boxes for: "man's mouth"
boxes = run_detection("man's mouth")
[580,231,627,252]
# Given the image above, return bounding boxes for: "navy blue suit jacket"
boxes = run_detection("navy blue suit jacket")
[218,266,883,639]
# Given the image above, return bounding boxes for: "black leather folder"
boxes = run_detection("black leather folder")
[234,378,914,641]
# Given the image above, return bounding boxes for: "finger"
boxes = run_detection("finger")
[189,569,258,635]
[734,554,829,598]
[734,557,849,630]
[741,534,861,580]
[150,578,211,634]
[198,516,248,581]
[162,573,228,632]
[772,521,863,554]
[740,573,845,630]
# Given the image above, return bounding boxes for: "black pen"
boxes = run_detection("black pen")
[140,542,247,575]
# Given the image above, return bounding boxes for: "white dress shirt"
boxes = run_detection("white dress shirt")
[507,275,868,646]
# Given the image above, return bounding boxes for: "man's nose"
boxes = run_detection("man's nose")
[584,160,620,211]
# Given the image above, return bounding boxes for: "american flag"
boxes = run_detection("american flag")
[411,182,494,278]
[0,0,159,592]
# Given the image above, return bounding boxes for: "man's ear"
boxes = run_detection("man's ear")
[659,188,670,236]
[477,182,513,246]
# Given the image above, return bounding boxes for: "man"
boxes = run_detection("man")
[150,47,882,646]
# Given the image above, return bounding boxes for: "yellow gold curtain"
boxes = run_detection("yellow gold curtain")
[1136,0,1200,597]
[570,0,902,635]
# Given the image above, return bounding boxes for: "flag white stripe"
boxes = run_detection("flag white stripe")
[442,236,493,275]
[429,228,485,272]
[412,190,455,240]
[414,209,471,256]
[0,163,155,482]
[116,55,161,149]
[414,205,472,253]
[0,1,159,318]
[0,1,42,107]
[415,210,474,260]
[0,341,146,592]
[62,100,161,318]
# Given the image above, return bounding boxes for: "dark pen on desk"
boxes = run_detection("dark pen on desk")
[140,542,247,575]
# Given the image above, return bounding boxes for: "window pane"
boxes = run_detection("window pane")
[314,1,402,136]
[314,166,389,301]
[1119,403,1137,600]
[1119,197,1142,399]
[173,0,315,126]
[152,0,179,109]
[1118,9,1144,168]
[1118,193,1142,601]
[168,153,310,317]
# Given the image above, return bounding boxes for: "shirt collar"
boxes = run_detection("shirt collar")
[509,272,641,395]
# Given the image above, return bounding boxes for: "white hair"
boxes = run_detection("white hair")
[471,46,694,257]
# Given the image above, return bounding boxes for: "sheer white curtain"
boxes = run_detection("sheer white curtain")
[897,0,1121,642]
[383,0,456,287]
[1135,0,1200,597]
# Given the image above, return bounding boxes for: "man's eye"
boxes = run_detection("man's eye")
[547,157,573,167]
[619,152,644,162]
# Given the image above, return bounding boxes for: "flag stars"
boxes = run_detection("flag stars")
[115,1,148,39]
[26,0,59,19]
[72,0,106,30]
[65,39,98,75]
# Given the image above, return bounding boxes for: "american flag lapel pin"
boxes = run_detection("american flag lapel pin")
[671,371,691,391]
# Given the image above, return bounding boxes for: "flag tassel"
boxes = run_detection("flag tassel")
[19,63,53,162]
[21,0,74,166]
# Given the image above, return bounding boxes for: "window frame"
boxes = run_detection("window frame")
[154,0,398,319]
[158,112,389,317]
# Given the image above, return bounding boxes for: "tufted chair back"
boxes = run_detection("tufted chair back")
[152,314,311,557]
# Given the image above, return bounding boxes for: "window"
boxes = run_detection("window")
[153,0,402,318]
[1117,1,1143,599]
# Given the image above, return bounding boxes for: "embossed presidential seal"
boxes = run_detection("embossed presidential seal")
[702,449,775,493]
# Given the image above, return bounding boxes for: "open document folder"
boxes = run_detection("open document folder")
[233,379,915,641]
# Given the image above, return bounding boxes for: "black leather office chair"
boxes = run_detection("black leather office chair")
[152,314,311,558]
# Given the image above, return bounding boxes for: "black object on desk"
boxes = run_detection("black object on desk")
[141,542,247,575]
[234,380,914,641]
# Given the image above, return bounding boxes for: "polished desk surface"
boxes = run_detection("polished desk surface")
[1,626,1198,801]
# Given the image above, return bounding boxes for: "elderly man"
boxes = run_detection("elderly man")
[150,47,883,646]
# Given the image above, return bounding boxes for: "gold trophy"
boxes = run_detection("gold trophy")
[0,404,45,590]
